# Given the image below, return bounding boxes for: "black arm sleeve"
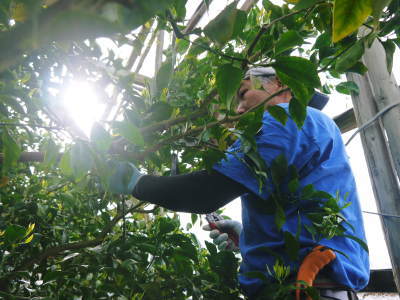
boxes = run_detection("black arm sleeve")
[132,170,248,214]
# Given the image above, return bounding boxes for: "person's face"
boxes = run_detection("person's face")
[236,77,282,114]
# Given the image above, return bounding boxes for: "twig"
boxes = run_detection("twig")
[245,6,312,63]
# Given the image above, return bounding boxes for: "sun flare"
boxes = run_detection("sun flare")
[62,81,105,136]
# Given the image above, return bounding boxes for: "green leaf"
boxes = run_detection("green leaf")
[203,1,241,46]
[205,240,217,256]
[342,234,369,253]
[43,139,59,169]
[304,224,317,239]
[44,11,122,43]
[113,121,144,146]
[191,213,198,225]
[273,56,320,88]
[288,178,299,194]
[267,105,288,125]
[43,271,68,283]
[147,102,173,122]
[275,30,304,55]
[22,234,34,244]
[158,218,178,235]
[381,39,396,74]
[70,141,94,179]
[202,148,226,172]
[270,154,288,186]
[245,150,268,174]
[4,224,26,242]
[289,98,307,129]
[154,59,173,98]
[275,204,286,231]
[372,0,393,19]
[90,122,112,152]
[301,184,315,199]
[283,231,300,261]
[346,61,368,75]
[59,149,72,176]
[236,106,264,136]
[2,129,21,172]
[314,32,331,50]
[216,64,243,109]
[175,38,190,54]
[272,56,319,104]
[294,0,319,10]
[335,81,360,95]
[332,0,373,43]
[232,9,247,38]
[335,40,365,72]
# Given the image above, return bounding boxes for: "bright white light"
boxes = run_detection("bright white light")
[62,81,105,136]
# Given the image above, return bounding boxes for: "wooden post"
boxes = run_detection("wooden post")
[347,70,400,293]
[361,36,400,181]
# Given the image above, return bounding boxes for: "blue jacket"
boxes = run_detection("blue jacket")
[213,104,370,297]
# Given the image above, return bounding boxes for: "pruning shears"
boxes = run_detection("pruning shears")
[205,212,239,247]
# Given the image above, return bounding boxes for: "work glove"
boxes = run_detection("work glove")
[203,220,242,252]
[108,161,143,195]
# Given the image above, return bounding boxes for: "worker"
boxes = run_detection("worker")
[110,67,370,299]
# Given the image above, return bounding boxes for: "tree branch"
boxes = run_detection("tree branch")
[134,88,290,161]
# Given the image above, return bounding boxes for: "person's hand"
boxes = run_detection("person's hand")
[108,161,143,194]
[203,220,242,252]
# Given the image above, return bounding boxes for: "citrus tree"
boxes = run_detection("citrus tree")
[0,0,399,298]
